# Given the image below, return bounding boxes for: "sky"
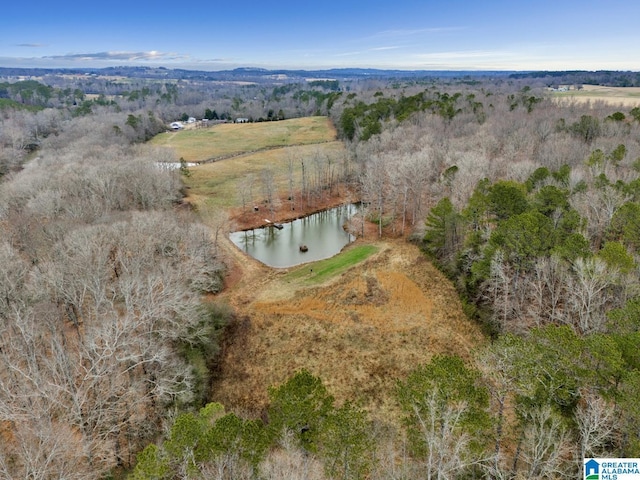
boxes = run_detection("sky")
[2,0,639,72]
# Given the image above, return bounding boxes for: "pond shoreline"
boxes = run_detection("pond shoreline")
[233,202,357,232]
[228,185,355,231]
[229,204,357,268]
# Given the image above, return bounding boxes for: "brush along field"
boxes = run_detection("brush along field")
[161,116,485,422]
[552,84,640,107]
[185,141,348,212]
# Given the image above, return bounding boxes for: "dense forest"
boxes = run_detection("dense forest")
[1,69,640,479]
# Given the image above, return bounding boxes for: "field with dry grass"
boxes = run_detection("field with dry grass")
[157,116,486,423]
[185,141,347,212]
[214,237,485,422]
[160,117,349,221]
[150,116,337,162]
[552,84,640,107]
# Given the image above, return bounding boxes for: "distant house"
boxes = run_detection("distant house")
[235,117,249,123]
[170,122,184,130]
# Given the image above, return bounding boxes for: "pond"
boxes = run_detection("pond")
[229,204,357,268]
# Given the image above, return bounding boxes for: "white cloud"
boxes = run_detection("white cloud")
[370,46,400,52]
[372,27,465,38]
[413,50,514,60]
[43,50,189,62]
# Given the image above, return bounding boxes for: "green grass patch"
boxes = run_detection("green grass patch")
[283,244,379,284]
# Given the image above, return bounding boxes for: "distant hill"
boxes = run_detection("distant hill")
[2,65,638,86]
[0,65,519,83]
[2,66,638,93]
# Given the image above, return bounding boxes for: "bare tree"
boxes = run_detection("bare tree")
[361,155,388,238]
[571,185,630,249]
[515,406,573,479]
[408,390,487,480]
[261,167,276,218]
[287,153,297,211]
[260,431,325,480]
[237,173,257,213]
[481,250,521,333]
[527,255,569,327]
[567,257,616,334]
[575,389,615,462]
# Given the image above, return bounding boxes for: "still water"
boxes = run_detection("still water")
[229,204,357,268]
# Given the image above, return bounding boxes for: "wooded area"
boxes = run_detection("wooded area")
[1,69,640,478]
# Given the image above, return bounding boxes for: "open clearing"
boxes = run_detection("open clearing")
[162,117,350,224]
[552,85,640,107]
[157,116,486,421]
[282,244,380,285]
[150,116,337,162]
[214,237,485,421]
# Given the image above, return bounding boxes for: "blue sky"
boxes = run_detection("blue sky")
[2,0,639,71]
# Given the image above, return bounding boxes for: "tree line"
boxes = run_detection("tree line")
[323,78,640,477]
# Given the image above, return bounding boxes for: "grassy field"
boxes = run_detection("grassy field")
[552,85,640,107]
[184,141,346,211]
[158,116,347,214]
[150,116,337,162]
[215,239,485,420]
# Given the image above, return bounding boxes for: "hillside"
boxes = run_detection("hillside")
[150,116,337,163]
[212,235,484,421]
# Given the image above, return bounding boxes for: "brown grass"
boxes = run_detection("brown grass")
[212,238,485,422]
[552,85,640,107]
[150,116,337,162]
[185,141,346,211]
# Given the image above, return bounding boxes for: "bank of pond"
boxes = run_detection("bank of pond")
[229,204,357,268]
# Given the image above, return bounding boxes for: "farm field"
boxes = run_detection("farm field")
[158,116,350,226]
[150,116,338,162]
[158,116,486,422]
[552,84,640,107]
